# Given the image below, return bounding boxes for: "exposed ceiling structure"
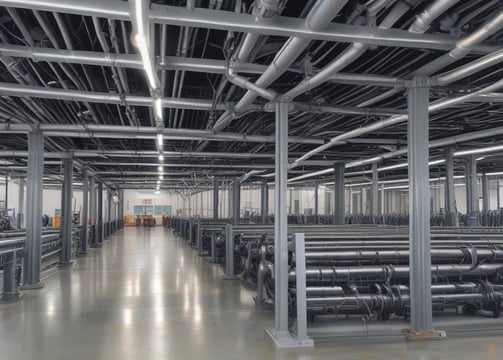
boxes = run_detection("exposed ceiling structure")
[0,0,502,191]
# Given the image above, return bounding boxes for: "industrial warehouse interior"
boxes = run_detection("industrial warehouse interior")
[0,0,503,358]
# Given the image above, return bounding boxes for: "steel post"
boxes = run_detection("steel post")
[333,162,345,225]
[16,178,25,229]
[482,173,489,212]
[265,101,300,346]
[106,190,111,238]
[465,155,479,226]
[89,176,96,246]
[213,178,219,219]
[4,173,8,210]
[407,76,433,333]
[232,177,240,225]
[261,180,268,224]
[60,156,73,264]
[224,224,235,277]
[371,163,379,216]
[79,167,89,254]
[1,252,21,302]
[294,233,314,346]
[22,131,44,288]
[314,184,319,224]
[444,147,457,226]
[97,182,103,245]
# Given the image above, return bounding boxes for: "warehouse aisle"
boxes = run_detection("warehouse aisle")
[1,227,503,360]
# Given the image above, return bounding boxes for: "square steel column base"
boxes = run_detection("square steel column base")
[0,292,23,303]
[404,329,447,340]
[19,282,44,290]
[264,329,314,349]
[58,261,74,268]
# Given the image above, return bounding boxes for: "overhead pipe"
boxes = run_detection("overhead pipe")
[358,8,503,107]
[289,76,503,169]
[0,123,324,145]
[282,0,411,101]
[210,0,349,133]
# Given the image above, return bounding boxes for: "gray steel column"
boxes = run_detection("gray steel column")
[498,180,501,210]
[17,178,25,229]
[23,131,44,288]
[232,177,240,225]
[444,147,457,226]
[97,182,103,245]
[314,184,319,224]
[60,156,73,264]
[106,190,111,238]
[482,173,489,212]
[261,180,268,224]
[273,101,289,333]
[79,167,89,254]
[371,163,378,216]
[407,76,432,332]
[89,176,96,246]
[465,155,479,226]
[213,178,219,219]
[380,183,385,215]
[4,173,8,210]
[333,162,345,225]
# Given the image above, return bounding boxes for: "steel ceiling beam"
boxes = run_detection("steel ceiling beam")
[0,124,324,145]
[0,0,498,52]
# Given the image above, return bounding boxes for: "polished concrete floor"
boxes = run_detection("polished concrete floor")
[1,227,503,359]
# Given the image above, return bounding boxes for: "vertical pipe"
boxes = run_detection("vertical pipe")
[333,162,345,225]
[314,184,319,224]
[261,180,269,224]
[371,163,378,216]
[23,131,44,288]
[17,178,25,229]
[274,101,289,333]
[348,187,353,215]
[407,76,432,332]
[482,173,489,212]
[79,168,89,254]
[60,156,73,264]
[444,147,457,226]
[213,178,219,219]
[498,179,501,210]
[232,177,240,225]
[97,182,103,245]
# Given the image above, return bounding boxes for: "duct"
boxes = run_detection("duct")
[289,77,503,169]
[210,0,349,133]
[359,8,503,107]
[282,1,410,101]
[225,64,277,101]
[0,42,143,69]
[2,0,499,53]
[0,123,323,144]
[417,10,503,76]
[436,48,503,86]
[408,0,461,34]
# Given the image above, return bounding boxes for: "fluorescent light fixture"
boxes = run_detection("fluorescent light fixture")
[378,162,408,172]
[154,99,163,120]
[158,166,163,171]
[454,144,503,157]
[155,190,160,194]
[476,157,485,161]
[157,133,163,147]
[159,175,164,180]
[428,159,445,166]
[133,0,158,89]
[158,154,164,161]
[157,180,161,184]
[486,171,503,176]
